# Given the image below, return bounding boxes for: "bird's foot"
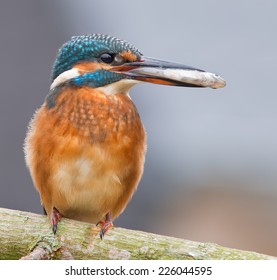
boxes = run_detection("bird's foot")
[96,212,113,240]
[50,207,62,234]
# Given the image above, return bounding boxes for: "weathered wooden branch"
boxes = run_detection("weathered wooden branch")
[0,207,276,260]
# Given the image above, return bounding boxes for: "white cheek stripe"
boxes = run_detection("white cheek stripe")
[50,68,80,90]
[50,68,141,95]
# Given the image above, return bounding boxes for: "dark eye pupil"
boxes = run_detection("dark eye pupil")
[100,53,114,64]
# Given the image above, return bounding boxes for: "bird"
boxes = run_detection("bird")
[24,34,225,239]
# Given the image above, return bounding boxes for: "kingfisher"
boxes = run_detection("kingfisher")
[24,34,225,239]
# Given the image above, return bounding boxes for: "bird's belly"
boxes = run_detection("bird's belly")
[51,146,129,223]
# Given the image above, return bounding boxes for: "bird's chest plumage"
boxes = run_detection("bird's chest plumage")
[26,86,146,222]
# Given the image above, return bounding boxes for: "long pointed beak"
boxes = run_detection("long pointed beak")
[112,56,226,89]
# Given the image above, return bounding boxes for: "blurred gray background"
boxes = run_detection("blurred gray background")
[1,0,277,256]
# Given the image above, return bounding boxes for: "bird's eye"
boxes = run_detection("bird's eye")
[100,53,115,64]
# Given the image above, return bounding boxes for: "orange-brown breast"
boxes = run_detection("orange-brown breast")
[25,86,146,223]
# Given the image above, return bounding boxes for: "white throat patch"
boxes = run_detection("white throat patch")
[98,79,141,95]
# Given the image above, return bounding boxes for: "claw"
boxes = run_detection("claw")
[99,222,113,240]
[97,212,113,240]
[50,207,62,234]
[96,220,105,227]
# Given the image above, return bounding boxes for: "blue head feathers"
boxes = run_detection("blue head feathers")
[51,34,142,82]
